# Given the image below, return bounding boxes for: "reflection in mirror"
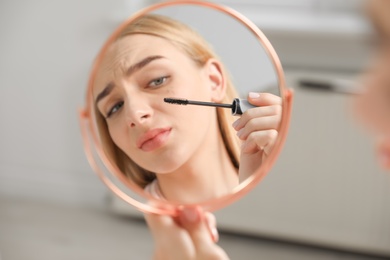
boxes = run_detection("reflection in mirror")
[86,3,284,206]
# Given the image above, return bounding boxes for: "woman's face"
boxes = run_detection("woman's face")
[354,0,390,169]
[93,34,224,174]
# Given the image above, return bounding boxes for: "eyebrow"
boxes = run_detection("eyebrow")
[95,55,165,104]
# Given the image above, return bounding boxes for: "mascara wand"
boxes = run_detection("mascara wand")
[164,97,255,115]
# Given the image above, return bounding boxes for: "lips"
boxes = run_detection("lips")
[136,127,171,152]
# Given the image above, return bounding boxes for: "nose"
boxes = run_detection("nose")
[125,97,153,128]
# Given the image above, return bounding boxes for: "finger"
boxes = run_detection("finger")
[145,213,195,259]
[178,207,214,244]
[236,115,280,140]
[144,212,173,234]
[241,129,278,155]
[205,212,219,243]
[248,92,282,107]
[144,213,187,244]
[233,105,282,131]
[179,207,228,260]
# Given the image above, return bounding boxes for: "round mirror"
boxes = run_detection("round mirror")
[79,0,292,215]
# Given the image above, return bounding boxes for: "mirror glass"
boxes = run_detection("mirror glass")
[81,1,286,211]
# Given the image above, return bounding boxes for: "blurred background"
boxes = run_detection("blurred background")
[1,0,389,259]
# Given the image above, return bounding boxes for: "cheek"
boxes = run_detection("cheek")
[172,67,212,100]
[107,121,130,154]
[165,88,213,120]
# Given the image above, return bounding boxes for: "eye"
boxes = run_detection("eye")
[148,76,170,88]
[106,101,124,118]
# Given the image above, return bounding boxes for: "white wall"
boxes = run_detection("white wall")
[0,0,148,207]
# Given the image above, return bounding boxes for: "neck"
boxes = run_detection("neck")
[156,120,238,204]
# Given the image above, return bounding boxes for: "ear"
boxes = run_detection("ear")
[204,58,226,102]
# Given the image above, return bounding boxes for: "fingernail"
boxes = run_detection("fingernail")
[249,92,260,99]
[232,119,240,129]
[211,227,219,242]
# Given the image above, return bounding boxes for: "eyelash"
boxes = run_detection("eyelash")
[148,76,170,88]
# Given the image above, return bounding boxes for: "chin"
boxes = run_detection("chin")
[140,156,188,174]
[147,164,183,175]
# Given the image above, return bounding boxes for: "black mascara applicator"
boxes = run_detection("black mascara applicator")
[164,97,255,115]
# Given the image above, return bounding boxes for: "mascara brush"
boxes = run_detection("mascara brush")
[164,97,255,115]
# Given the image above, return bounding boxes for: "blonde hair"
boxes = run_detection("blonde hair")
[95,14,241,188]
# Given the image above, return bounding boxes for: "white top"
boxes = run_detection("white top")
[144,179,165,200]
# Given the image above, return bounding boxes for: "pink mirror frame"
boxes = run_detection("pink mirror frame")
[78,0,293,216]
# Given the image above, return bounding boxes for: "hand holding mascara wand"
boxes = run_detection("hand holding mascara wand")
[164,97,256,115]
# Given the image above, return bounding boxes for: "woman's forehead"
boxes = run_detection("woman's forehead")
[102,35,172,69]
[99,36,162,68]
[93,34,191,95]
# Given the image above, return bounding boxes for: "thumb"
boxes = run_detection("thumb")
[178,207,227,259]
[179,207,214,245]
[179,206,225,254]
